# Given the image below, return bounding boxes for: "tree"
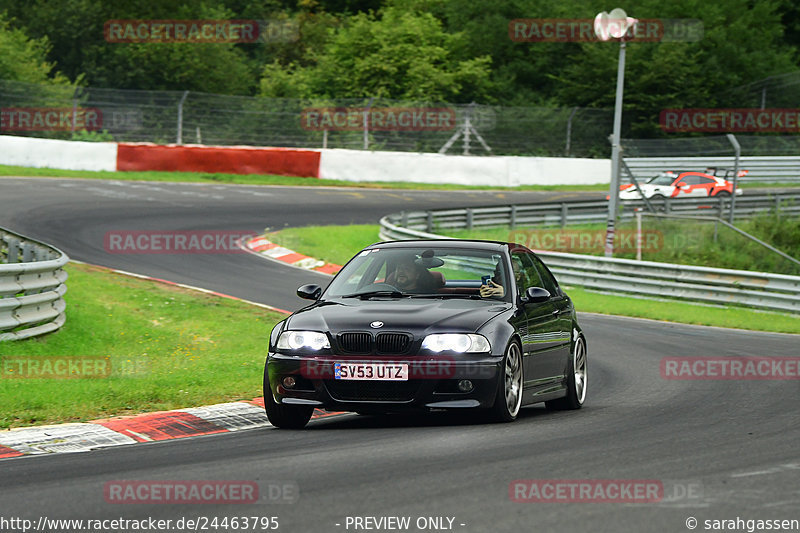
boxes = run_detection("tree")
[0,0,257,93]
[0,13,71,84]
[259,5,492,102]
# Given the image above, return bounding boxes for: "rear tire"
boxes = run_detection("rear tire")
[263,367,313,429]
[546,335,587,411]
[490,340,524,422]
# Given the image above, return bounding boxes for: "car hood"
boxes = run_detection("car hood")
[286,298,511,335]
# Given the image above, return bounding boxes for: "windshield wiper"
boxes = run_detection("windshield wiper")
[409,293,483,300]
[342,290,407,299]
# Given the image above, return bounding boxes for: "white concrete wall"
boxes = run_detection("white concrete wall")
[319,149,610,186]
[0,135,117,172]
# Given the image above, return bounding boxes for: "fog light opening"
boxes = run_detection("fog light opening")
[458,379,474,392]
[282,376,297,389]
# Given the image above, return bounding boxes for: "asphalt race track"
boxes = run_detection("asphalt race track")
[1,177,798,533]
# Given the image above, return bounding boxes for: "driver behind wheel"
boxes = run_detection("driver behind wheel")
[393,256,436,293]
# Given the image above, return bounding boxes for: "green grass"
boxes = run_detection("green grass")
[0,164,610,191]
[0,263,287,429]
[268,224,382,266]
[268,223,800,334]
[447,213,800,276]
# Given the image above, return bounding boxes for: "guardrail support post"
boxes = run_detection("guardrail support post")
[560,203,568,228]
[466,209,473,230]
[401,211,408,228]
[7,239,19,263]
[22,243,34,262]
[664,198,671,214]
[426,211,433,233]
[510,206,517,229]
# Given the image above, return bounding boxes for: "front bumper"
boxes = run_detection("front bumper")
[266,352,502,412]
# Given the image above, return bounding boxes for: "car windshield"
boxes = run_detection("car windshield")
[646,173,678,186]
[324,246,510,301]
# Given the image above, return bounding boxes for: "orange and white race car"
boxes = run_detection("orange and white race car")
[617,169,745,201]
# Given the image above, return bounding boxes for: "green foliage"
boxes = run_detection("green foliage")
[0,0,798,136]
[260,5,492,101]
[70,129,114,142]
[0,13,71,84]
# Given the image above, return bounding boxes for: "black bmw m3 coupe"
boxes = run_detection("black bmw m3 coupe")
[264,239,587,428]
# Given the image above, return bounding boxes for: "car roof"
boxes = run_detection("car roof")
[367,239,522,253]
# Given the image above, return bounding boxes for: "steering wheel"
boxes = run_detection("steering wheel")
[368,282,402,292]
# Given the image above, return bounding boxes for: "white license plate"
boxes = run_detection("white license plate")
[334,362,408,381]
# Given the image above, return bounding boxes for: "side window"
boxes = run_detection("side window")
[511,251,543,297]
[530,254,560,296]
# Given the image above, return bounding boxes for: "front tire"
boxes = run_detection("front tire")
[546,335,587,411]
[263,367,313,429]
[490,340,524,422]
[649,193,667,212]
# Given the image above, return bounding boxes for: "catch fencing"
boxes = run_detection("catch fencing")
[0,79,612,157]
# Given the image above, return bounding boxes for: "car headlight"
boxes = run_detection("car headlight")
[421,334,491,353]
[277,331,330,351]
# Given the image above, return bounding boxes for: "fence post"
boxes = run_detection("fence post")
[177,91,189,145]
[363,97,373,150]
[565,107,578,156]
[726,133,741,224]
[71,87,80,134]
[635,208,642,261]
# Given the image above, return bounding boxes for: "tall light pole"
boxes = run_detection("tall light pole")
[596,9,636,257]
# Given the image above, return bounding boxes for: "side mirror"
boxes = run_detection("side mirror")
[523,287,550,304]
[297,284,322,300]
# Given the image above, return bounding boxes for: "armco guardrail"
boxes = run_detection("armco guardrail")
[0,228,69,341]
[378,201,800,314]
[625,156,800,183]
[386,193,800,233]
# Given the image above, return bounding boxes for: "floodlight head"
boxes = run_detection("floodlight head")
[595,8,637,41]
